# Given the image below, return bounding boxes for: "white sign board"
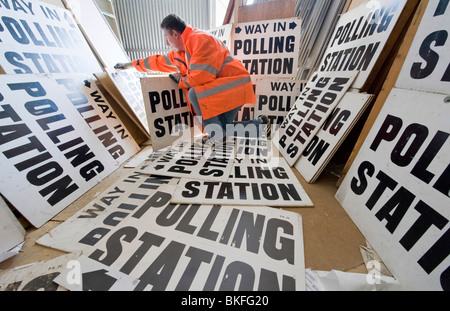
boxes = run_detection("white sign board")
[139,138,235,182]
[317,0,408,90]
[231,18,302,79]
[295,91,373,183]
[0,74,138,227]
[275,71,358,166]
[39,183,306,291]
[336,87,450,291]
[172,157,313,207]
[0,0,102,74]
[62,0,130,68]
[103,68,149,134]
[141,76,196,151]
[255,78,306,126]
[396,0,450,95]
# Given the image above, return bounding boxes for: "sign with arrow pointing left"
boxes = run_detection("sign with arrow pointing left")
[231,18,302,80]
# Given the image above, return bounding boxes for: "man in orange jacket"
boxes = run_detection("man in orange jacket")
[115,14,271,144]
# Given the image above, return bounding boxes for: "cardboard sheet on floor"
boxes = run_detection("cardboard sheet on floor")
[0,0,102,75]
[0,197,25,261]
[41,183,306,291]
[336,88,450,291]
[0,74,139,228]
[172,157,313,208]
[138,138,235,182]
[295,91,373,183]
[316,0,410,90]
[275,71,358,166]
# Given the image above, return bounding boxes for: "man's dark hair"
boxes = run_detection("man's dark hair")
[161,14,187,34]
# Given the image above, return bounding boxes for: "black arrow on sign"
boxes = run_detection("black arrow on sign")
[289,22,297,30]
[235,26,242,34]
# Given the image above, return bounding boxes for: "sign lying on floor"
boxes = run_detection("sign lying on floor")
[296,91,373,183]
[0,0,102,74]
[255,78,305,126]
[336,88,450,291]
[139,138,235,182]
[396,0,450,95]
[317,0,409,90]
[231,17,302,79]
[0,74,138,227]
[141,76,196,151]
[276,71,358,166]
[0,196,25,258]
[172,158,313,207]
[41,183,306,291]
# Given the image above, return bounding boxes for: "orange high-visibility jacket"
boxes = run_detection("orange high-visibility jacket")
[132,25,256,120]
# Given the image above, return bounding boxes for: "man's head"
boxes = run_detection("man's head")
[161,14,186,52]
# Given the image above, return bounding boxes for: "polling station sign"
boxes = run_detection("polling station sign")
[172,157,313,208]
[140,138,235,182]
[141,76,196,151]
[0,0,102,74]
[0,74,135,227]
[276,71,358,167]
[40,183,306,291]
[317,0,408,90]
[231,18,301,79]
[396,0,450,95]
[336,88,450,291]
[295,92,373,183]
[255,78,305,126]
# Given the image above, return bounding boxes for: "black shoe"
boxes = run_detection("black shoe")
[258,115,272,140]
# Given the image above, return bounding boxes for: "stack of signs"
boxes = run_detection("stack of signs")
[141,76,197,151]
[254,78,306,126]
[230,17,302,121]
[0,74,139,228]
[275,71,358,167]
[37,170,307,291]
[295,91,373,183]
[0,0,102,75]
[336,0,449,291]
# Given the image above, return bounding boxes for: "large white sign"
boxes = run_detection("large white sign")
[317,0,408,90]
[276,71,358,166]
[141,76,196,151]
[296,91,373,183]
[39,181,306,291]
[231,18,301,79]
[396,0,450,95]
[0,74,138,227]
[172,157,313,208]
[255,78,305,126]
[336,88,450,291]
[0,0,102,74]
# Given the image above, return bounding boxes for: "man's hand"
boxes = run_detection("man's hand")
[114,62,132,70]
[169,73,182,84]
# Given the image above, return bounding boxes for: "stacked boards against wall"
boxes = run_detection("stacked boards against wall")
[0,0,146,231]
[336,0,449,291]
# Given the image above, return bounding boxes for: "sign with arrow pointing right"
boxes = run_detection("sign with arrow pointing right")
[231,18,302,80]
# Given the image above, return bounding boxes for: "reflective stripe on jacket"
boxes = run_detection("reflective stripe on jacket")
[132,25,256,120]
